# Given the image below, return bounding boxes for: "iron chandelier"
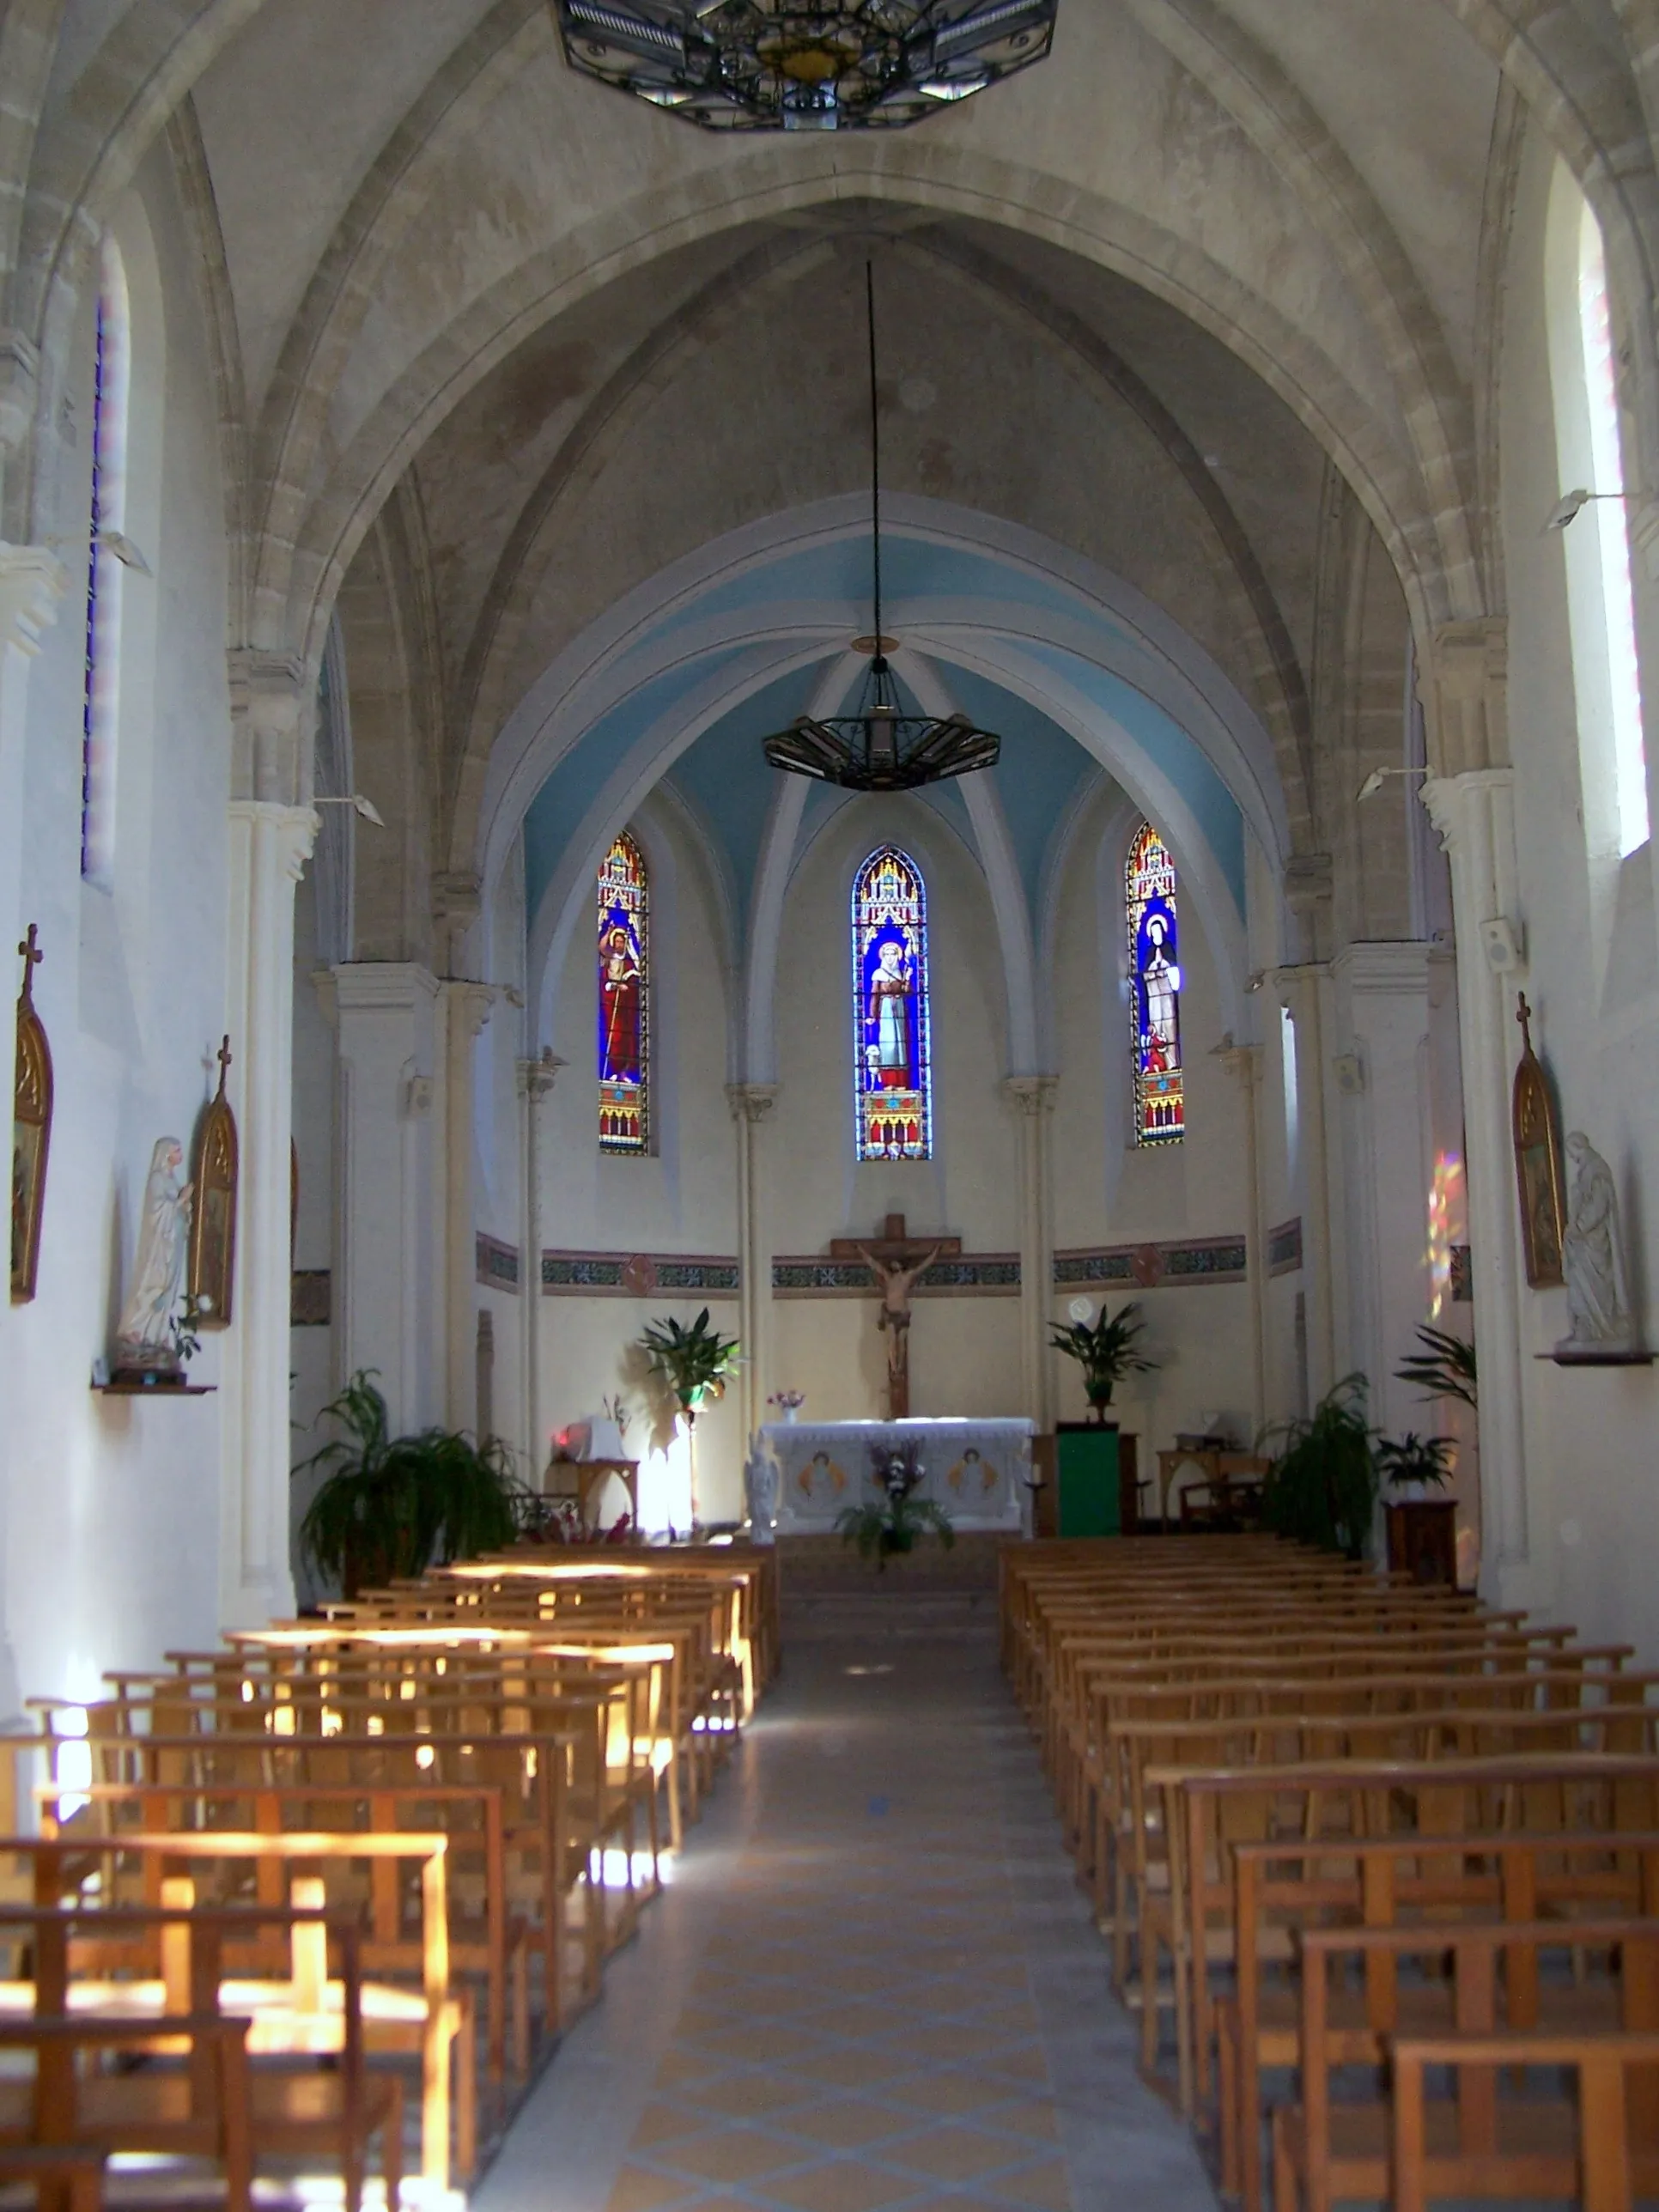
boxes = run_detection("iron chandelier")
[761,264,1003,793]
[554,1,1058,131]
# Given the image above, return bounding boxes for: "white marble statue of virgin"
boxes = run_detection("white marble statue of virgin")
[1558,1131,1636,1354]
[115,1138,193,1364]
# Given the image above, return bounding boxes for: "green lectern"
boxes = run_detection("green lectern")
[1056,1422,1121,1537]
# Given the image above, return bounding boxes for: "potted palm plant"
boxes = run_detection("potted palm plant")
[295,1370,532,1598]
[1259,1375,1381,1559]
[1376,1424,1460,1586]
[1048,1300,1156,1423]
[1394,1324,1477,1410]
[836,1442,954,1571]
[639,1307,741,1425]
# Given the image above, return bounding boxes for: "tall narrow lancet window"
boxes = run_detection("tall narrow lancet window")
[80,234,130,884]
[1126,821,1183,1145]
[853,846,932,1162]
[597,831,649,1152]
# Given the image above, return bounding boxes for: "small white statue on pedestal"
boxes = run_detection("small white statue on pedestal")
[1556,1131,1638,1357]
[744,1436,780,1543]
[113,1137,193,1376]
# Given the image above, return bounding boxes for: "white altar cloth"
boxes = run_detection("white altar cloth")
[762,1418,1032,1534]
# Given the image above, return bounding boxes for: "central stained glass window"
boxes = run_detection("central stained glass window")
[852,845,932,1161]
[598,831,648,1152]
[1126,821,1184,1145]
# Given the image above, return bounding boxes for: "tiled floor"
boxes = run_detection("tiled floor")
[473,1615,1219,2212]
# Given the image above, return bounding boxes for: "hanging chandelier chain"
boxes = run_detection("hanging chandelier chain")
[867,259,884,656]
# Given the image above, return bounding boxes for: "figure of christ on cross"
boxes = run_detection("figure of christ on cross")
[830,1215,961,1419]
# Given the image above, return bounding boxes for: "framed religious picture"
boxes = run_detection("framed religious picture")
[187,1036,238,1328]
[10,926,52,1304]
[1512,993,1565,1289]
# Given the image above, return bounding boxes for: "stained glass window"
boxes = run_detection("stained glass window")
[80,234,128,885]
[853,846,932,1162]
[81,290,106,878]
[598,831,648,1153]
[1126,821,1184,1145]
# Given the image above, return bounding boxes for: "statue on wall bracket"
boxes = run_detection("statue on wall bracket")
[1512,994,1566,1288]
[10,926,52,1304]
[188,1036,238,1328]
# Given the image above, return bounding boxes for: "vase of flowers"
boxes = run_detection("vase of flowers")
[768,1389,805,1424]
[836,1442,954,1571]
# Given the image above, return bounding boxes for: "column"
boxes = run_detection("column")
[1214,1044,1267,1431]
[516,1050,561,1479]
[1004,1075,1058,1431]
[1273,963,1340,1397]
[1420,769,1530,1577]
[329,963,441,1437]
[727,1085,778,1440]
[1330,944,1436,1435]
[221,800,316,1626]
[439,979,495,1433]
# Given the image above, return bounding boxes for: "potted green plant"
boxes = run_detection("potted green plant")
[836,1442,954,1571]
[1394,1325,1477,1410]
[1048,1301,1156,1423]
[1376,1431,1455,1500]
[1259,1375,1380,1559]
[639,1307,741,1426]
[295,1370,532,1597]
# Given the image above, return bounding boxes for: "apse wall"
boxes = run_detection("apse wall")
[0,152,233,1707]
[1495,129,1659,1659]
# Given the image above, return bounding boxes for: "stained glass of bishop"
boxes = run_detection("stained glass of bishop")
[1127,822,1184,1144]
[598,832,648,1153]
[853,846,933,1162]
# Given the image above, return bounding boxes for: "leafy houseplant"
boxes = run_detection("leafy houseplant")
[1048,1301,1156,1422]
[1259,1374,1381,1559]
[295,1370,530,1597]
[640,1307,741,1426]
[836,1443,954,1571]
[1376,1431,1455,1496]
[1395,1325,1477,1411]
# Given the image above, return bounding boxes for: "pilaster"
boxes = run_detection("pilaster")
[1271,963,1340,1398]
[1421,768,1530,1582]
[1330,943,1437,1434]
[331,963,442,1437]
[517,1050,561,1477]
[727,1084,779,1439]
[441,981,495,1433]
[221,799,317,1629]
[1213,1044,1267,1429]
[1004,1074,1058,1431]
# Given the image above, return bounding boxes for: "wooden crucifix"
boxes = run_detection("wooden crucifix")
[830,1214,960,1419]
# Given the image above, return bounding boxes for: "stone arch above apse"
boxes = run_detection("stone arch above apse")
[498,500,1279,1078]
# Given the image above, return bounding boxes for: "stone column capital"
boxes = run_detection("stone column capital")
[517,1048,564,1103]
[727,1083,780,1124]
[0,544,67,657]
[330,959,441,1015]
[1420,766,1515,851]
[448,979,495,1042]
[1420,622,1509,775]
[228,649,312,805]
[1002,1073,1058,1115]
[228,798,317,883]
[1211,1039,1261,1088]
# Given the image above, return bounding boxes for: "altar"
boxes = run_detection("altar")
[761,1419,1033,1535]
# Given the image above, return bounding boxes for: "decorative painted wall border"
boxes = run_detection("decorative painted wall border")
[540,1249,740,1297]
[476,1233,520,1292]
[291,1270,331,1327]
[1267,1217,1304,1277]
[1054,1236,1249,1289]
[771,1255,1022,1297]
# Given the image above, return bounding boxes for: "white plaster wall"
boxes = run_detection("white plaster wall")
[1498,128,1659,1658]
[0,151,234,1705]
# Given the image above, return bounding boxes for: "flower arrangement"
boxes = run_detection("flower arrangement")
[767,1389,805,1419]
[836,1441,955,1569]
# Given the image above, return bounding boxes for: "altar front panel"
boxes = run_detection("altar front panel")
[763,1419,1031,1534]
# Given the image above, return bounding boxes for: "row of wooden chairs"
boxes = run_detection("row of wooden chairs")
[1002,1534,1659,2210]
[0,1538,775,2209]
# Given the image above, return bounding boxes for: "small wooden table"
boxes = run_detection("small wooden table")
[1155,1448,1270,1530]
[542,1456,639,1530]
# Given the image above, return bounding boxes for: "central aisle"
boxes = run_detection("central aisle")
[475,1611,1219,2212]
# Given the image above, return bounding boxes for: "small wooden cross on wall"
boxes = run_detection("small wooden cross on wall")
[215,1034,233,1098]
[828,1213,963,1269]
[16,924,42,1006]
